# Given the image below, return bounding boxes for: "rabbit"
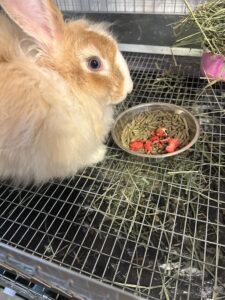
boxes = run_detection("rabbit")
[0,0,133,185]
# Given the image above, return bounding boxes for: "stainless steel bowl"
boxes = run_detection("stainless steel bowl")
[112,103,200,159]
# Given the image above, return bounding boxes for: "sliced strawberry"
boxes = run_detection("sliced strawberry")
[150,130,156,137]
[151,135,160,142]
[155,127,166,137]
[129,140,144,151]
[165,138,180,153]
[143,140,152,153]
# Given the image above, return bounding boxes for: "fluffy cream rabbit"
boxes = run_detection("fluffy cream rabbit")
[0,0,133,184]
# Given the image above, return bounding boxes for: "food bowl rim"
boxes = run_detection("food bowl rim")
[111,102,201,159]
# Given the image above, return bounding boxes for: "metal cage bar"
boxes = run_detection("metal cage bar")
[55,0,202,14]
[1,52,225,300]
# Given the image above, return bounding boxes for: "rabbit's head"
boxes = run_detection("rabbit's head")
[1,0,133,104]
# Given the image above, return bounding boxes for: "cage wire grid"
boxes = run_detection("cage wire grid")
[0,52,225,300]
[55,0,202,14]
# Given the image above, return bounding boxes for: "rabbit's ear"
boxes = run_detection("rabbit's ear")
[1,0,64,50]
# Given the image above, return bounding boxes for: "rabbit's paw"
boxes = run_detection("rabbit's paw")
[88,146,107,165]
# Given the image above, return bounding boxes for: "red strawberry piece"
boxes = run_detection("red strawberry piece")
[129,140,144,151]
[143,140,152,153]
[150,130,156,137]
[165,138,180,153]
[155,128,166,137]
[160,137,171,144]
[151,135,160,142]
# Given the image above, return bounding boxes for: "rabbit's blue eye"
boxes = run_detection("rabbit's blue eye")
[87,57,101,70]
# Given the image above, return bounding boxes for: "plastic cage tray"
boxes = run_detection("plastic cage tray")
[0,52,225,300]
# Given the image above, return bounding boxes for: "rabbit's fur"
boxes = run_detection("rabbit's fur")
[0,0,133,184]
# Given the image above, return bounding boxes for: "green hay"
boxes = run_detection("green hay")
[87,101,225,294]
[173,0,225,54]
[90,133,221,246]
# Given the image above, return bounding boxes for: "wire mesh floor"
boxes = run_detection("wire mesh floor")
[0,52,225,300]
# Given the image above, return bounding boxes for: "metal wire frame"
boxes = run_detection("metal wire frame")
[0,268,69,299]
[55,0,202,14]
[0,52,225,300]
